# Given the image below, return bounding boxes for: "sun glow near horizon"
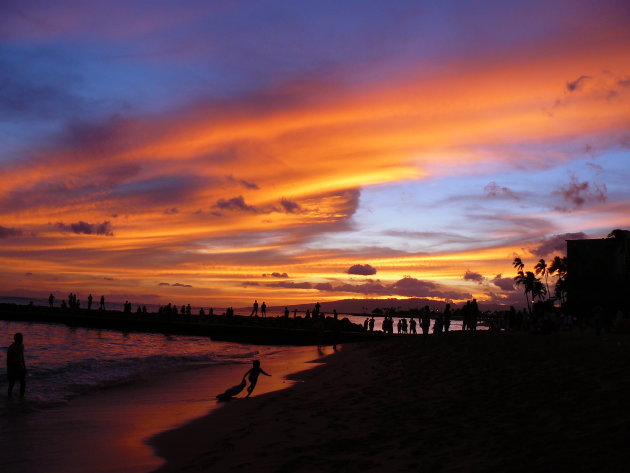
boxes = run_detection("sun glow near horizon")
[1,1,630,309]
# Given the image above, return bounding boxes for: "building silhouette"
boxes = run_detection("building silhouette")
[566,230,630,316]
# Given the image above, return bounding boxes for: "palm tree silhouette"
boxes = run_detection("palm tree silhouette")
[514,270,536,313]
[548,256,568,305]
[513,257,524,272]
[532,278,547,301]
[534,259,550,300]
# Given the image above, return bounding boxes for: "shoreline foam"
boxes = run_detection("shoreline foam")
[0,344,335,473]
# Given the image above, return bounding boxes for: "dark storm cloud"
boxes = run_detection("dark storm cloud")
[172,282,193,288]
[347,264,377,276]
[56,220,113,236]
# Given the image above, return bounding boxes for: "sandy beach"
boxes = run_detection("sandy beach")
[151,331,630,473]
[1,344,336,473]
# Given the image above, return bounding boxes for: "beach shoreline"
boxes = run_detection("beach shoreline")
[0,343,336,473]
[150,331,630,473]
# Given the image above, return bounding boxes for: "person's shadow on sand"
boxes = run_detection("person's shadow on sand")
[215,360,271,402]
[216,378,247,402]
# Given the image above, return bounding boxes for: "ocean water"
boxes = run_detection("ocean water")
[0,320,278,410]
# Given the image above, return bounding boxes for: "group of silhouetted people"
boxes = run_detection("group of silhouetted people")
[48,293,105,311]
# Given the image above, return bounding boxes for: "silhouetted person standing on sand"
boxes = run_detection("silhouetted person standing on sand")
[243,360,271,397]
[100,295,105,310]
[471,299,479,331]
[251,300,259,316]
[421,306,431,336]
[7,333,26,399]
[443,303,452,332]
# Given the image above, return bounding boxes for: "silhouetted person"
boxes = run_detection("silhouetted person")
[48,293,55,308]
[87,294,93,310]
[284,306,289,317]
[7,333,26,399]
[443,304,452,332]
[99,295,105,310]
[313,302,321,318]
[421,306,431,336]
[261,301,267,317]
[410,317,417,334]
[471,299,479,331]
[250,300,259,316]
[244,360,271,397]
[369,316,375,332]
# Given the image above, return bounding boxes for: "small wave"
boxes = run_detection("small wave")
[20,352,259,406]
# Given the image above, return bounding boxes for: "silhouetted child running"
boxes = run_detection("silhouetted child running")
[243,360,271,397]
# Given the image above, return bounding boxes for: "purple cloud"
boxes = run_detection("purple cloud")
[56,221,113,236]
[531,232,588,257]
[566,75,591,92]
[552,175,606,211]
[0,225,23,238]
[347,264,377,276]
[213,196,257,213]
[172,282,193,288]
[484,182,518,199]
[463,270,484,284]
[314,282,334,291]
[279,198,301,213]
[491,274,515,291]
[226,175,259,190]
[263,272,289,278]
[266,281,312,289]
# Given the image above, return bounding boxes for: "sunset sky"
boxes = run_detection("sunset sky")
[1,0,629,310]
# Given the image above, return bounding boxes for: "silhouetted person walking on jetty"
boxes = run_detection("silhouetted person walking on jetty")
[261,301,267,317]
[244,360,271,397]
[7,333,26,399]
[87,293,93,310]
[99,295,106,310]
[250,300,259,316]
[48,293,55,308]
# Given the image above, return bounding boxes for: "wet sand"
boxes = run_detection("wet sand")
[0,345,335,473]
[151,331,630,473]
